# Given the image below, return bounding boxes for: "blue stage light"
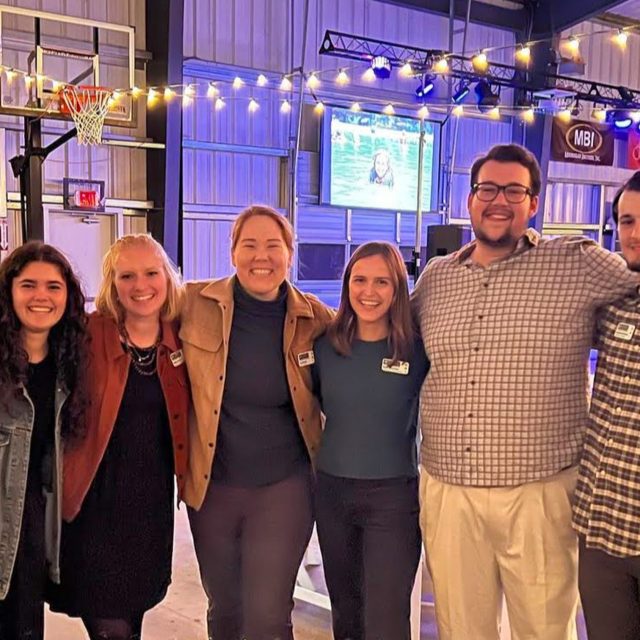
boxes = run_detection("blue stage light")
[453,82,470,103]
[371,56,392,79]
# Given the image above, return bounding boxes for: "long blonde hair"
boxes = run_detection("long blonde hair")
[95,234,184,322]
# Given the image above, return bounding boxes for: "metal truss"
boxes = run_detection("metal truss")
[319,29,640,110]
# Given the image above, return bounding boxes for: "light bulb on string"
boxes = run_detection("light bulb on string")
[452,105,464,117]
[488,106,500,120]
[207,82,219,98]
[314,101,325,114]
[522,108,535,123]
[383,103,395,115]
[515,45,531,64]
[592,107,606,122]
[306,73,320,90]
[557,108,572,123]
[400,62,413,76]
[362,68,376,82]
[164,87,176,101]
[418,105,429,119]
[613,29,628,49]
[280,99,291,114]
[5,69,16,83]
[248,98,259,113]
[567,36,580,57]
[24,75,34,89]
[350,102,361,112]
[147,88,159,106]
[233,76,244,90]
[280,76,292,91]
[131,86,142,98]
[256,74,268,87]
[215,97,225,111]
[336,69,349,86]
[472,52,488,72]
[433,57,449,74]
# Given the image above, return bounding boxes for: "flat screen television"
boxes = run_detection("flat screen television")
[321,106,439,212]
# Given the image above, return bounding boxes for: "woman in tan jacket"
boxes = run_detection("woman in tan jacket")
[180,205,332,640]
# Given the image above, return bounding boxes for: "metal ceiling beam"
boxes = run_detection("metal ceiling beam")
[375,0,528,32]
[531,0,630,36]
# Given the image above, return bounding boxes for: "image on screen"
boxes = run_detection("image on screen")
[325,107,436,211]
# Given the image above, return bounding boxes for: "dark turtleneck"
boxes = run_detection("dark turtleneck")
[211,278,309,486]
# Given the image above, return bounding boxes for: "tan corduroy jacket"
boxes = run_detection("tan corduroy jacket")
[180,276,333,509]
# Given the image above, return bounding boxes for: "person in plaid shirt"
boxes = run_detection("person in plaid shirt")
[573,171,640,640]
[412,144,639,640]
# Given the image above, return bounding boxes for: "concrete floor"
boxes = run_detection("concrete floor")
[44,507,586,640]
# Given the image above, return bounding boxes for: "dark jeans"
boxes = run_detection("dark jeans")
[187,469,314,640]
[315,472,421,640]
[579,536,640,640]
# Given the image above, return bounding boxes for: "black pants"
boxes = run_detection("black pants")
[187,469,314,640]
[579,536,640,640]
[315,472,421,640]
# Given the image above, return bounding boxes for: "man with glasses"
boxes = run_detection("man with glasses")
[412,143,639,640]
[573,171,640,640]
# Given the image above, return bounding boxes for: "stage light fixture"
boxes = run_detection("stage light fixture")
[371,55,392,79]
[606,109,633,129]
[415,74,435,100]
[452,81,470,104]
[619,86,635,103]
[474,80,499,112]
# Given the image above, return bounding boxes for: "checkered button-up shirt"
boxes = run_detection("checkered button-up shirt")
[573,296,640,557]
[412,230,639,487]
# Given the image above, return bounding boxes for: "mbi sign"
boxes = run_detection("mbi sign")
[551,118,614,166]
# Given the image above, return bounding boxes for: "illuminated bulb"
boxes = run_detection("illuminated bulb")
[51,80,62,92]
[248,98,259,112]
[557,108,572,123]
[567,36,580,56]
[233,76,244,89]
[336,69,349,86]
[24,75,34,89]
[472,52,488,72]
[280,99,291,114]
[280,76,292,91]
[147,88,159,106]
[350,102,361,112]
[362,68,376,82]
[516,45,531,64]
[5,69,16,83]
[433,58,449,74]
[306,73,319,90]
[418,105,429,119]
[488,106,500,120]
[131,86,142,98]
[164,87,175,101]
[107,97,116,109]
[522,108,535,123]
[184,84,195,98]
[207,82,218,98]
[383,103,395,115]
[452,105,464,117]
[613,30,628,49]
[592,108,606,122]
[400,62,413,76]
[215,97,225,110]
[314,101,325,114]
[35,73,45,83]
[111,90,123,101]
[256,74,268,87]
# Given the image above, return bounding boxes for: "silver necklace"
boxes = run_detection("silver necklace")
[120,325,161,377]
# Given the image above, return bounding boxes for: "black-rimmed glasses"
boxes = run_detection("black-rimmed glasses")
[472,182,533,204]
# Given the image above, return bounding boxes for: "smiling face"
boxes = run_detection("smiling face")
[11,261,68,338]
[374,152,390,178]
[113,244,168,321]
[348,253,395,338]
[468,160,538,254]
[232,215,292,301]
[617,189,640,271]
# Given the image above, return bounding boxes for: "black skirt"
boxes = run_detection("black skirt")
[48,364,175,618]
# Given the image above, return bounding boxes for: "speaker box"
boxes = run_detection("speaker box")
[425,224,471,264]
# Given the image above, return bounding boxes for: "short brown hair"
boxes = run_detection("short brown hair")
[327,241,415,362]
[470,143,542,196]
[231,205,294,254]
[95,234,184,322]
[612,171,640,224]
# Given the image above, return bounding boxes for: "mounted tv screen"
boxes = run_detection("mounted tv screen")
[321,106,438,211]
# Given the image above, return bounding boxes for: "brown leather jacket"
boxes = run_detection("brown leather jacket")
[180,277,333,510]
[62,313,190,522]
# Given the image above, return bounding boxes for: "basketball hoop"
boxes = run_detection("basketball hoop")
[59,85,113,145]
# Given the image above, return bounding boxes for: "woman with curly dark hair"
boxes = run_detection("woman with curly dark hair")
[0,240,89,640]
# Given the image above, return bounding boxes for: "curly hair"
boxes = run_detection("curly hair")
[0,241,90,442]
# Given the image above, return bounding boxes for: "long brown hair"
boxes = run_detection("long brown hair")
[0,241,90,442]
[327,241,414,361]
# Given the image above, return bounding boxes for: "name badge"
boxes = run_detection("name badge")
[169,349,185,367]
[381,358,409,375]
[614,322,635,341]
[298,350,315,367]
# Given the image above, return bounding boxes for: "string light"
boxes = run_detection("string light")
[400,62,413,76]
[232,76,244,89]
[592,107,606,122]
[452,105,464,117]
[248,98,259,112]
[5,69,16,83]
[472,52,488,72]
[182,85,195,107]
[215,97,225,110]
[306,73,320,90]
[280,99,291,114]
[418,105,429,119]
[280,76,292,91]
[362,68,376,82]
[336,69,349,85]
[163,87,175,101]
[613,29,628,49]
[24,75,34,89]
[256,74,268,87]
[522,108,535,123]
[567,36,580,57]
[488,106,500,120]
[51,80,62,92]
[350,102,361,112]
[314,101,325,114]
[147,88,159,106]
[433,57,449,74]
[515,45,531,64]
[383,103,395,115]
[557,108,572,123]
[207,82,219,98]
[131,86,142,98]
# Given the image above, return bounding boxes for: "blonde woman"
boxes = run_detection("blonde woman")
[48,234,189,640]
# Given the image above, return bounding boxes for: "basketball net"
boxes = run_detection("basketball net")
[60,86,113,145]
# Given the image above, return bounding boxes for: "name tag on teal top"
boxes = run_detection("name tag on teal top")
[381,358,409,375]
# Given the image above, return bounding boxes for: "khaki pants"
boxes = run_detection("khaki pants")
[419,466,579,640]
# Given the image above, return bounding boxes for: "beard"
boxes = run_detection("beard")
[625,259,640,272]
[473,226,516,247]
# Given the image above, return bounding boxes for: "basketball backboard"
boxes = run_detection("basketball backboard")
[0,6,136,128]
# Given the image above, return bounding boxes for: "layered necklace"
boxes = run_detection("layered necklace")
[120,324,162,377]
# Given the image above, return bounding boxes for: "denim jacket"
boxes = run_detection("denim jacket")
[0,382,68,599]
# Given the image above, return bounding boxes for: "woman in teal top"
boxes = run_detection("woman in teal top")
[313,241,429,640]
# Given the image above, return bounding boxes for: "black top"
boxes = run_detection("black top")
[313,335,429,479]
[212,279,309,487]
[48,350,174,618]
[0,354,56,637]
